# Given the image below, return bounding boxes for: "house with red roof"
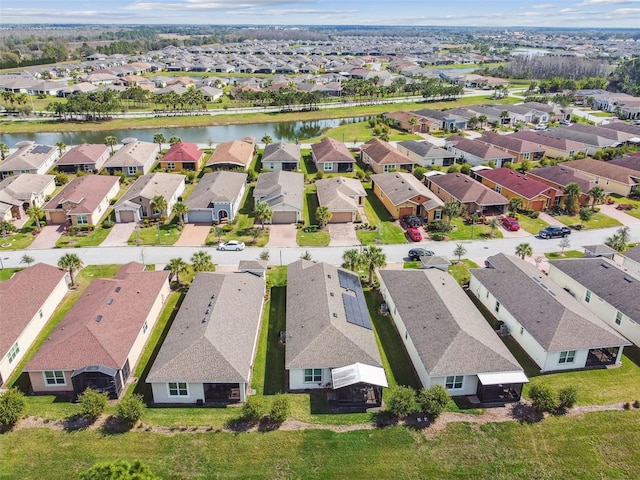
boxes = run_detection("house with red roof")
[55,144,111,174]
[474,167,560,211]
[0,264,68,387]
[159,142,206,171]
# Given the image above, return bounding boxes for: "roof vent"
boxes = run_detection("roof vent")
[96,315,103,322]
[624,276,634,283]
[106,298,114,305]
[601,263,610,269]
[115,286,121,293]
[333,312,338,318]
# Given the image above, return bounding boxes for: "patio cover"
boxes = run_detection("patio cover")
[477,371,529,386]
[331,362,389,389]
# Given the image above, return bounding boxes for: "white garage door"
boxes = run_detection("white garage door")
[187,210,213,223]
[272,211,297,224]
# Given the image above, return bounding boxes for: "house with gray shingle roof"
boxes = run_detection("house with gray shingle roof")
[114,172,186,223]
[286,260,387,407]
[103,140,159,176]
[0,173,55,224]
[315,177,366,223]
[396,140,456,168]
[185,171,247,224]
[548,258,640,349]
[470,254,630,372]
[445,136,515,168]
[55,144,111,174]
[253,171,303,224]
[378,269,527,403]
[622,244,640,277]
[0,143,58,179]
[261,143,300,171]
[147,271,265,404]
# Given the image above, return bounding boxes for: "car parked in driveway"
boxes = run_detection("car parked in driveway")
[408,248,435,260]
[539,226,571,239]
[217,240,245,251]
[406,227,422,242]
[501,216,520,231]
[401,215,421,228]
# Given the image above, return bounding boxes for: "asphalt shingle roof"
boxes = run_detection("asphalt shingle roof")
[186,171,247,208]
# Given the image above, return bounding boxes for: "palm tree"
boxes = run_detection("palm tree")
[478,114,488,128]
[254,201,273,230]
[150,195,168,218]
[563,182,581,215]
[508,197,524,217]
[360,245,386,285]
[169,136,182,146]
[408,117,418,132]
[173,201,189,225]
[0,142,9,162]
[105,136,118,155]
[261,134,273,145]
[606,226,631,253]
[342,248,361,271]
[315,205,333,229]
[453,243,467,263]
[443,199,463,229]
[515,243,533,260]
[488,217,499,238]
[58,253,83,288]
[21,254,34,267]
[55,141,66,156]
[167,257,188,283]
[26,205,44,232]
[588,186,606,211]
[191,250,214,272]
[153,133,166,151]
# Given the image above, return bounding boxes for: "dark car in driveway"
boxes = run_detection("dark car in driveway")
[408,248,435,260]
[539,226,571,239]
[401,215,421,228]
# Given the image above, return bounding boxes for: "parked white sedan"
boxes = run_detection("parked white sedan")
[217,240,245,251]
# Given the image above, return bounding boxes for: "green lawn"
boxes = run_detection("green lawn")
[356,188,407,245]
[545,250,585,260]
[554,213,622,230]
[0,221,38,250]
[128,221,181,245]
[304,120,423,144]
[297,186,330,247]
[55,225,112,248]
[609,195,640,219]
[445,218,503,241]
[0,267,21,281]
[516,214,550,234]
[448,259,480,286]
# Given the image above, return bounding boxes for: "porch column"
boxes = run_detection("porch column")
[240,383,246,403]
[615,346,624,365]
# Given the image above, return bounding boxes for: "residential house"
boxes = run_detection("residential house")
[146,271,265,404]
[548,258,640,348]
[25,262,170,398]
[426,173,508,215]
[371,172,444,222]
[114,173,186,223]
[315,177,366,223]
[0,143,58,179]
[382,111,440,134]
[396,140,456,168]
[185,171,247,223]
[378,269,527,403]
[477,132,545,163]
[286,260,387,408]
[0,264,68,387]
[599,122,640,138]
[560,159,640,197]
[445,136,515,168]
[55,144,111,173]
[526,165,596,208]
[501,104,550,125]
[0,174,55,223]
[360,138,415,174]
[253,171,304,224]
[411,108,468,131]
[473,168,559,211]
[583,244,617,260]
[261,143,300,171]
[206,137,254,171]
[508,130,587,158]
[159,142,205,171]
[311,137,356,173]
[542,126,624,155]
[44,175,120,226]
[103,140,159,176]
[609,152,640,173]
[469,254,630,372]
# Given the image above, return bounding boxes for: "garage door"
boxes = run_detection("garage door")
[329,212,353,223]
[531,200,545,211]
[187,210,213,223]
[398,207,414,218]
[117,210,136,223]
[272,211,297,224]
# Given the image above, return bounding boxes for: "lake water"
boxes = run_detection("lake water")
[0,116,371,147]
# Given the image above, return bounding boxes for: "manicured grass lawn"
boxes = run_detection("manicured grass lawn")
[554,213,622,230]
[609,195,640,219]
[516,214,549,234]
[304,120,423,144]
[0,267,22,281]
[128,221,181,245]
[448,259,480,286]
[297,185,330,246]
[0,222,38,250]
[55,225,112,248]
[445,218,503,241]
[545,250,585,260]
[356,188,407,245]
[591,111,614,117]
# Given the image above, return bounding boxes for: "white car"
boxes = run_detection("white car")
[534,124,548,130]
[217,240,245,251]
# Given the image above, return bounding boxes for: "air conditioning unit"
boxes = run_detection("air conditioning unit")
[499,324,510,336]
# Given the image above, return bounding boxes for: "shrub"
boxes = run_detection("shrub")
[241,396,267,424]
[427,220,452,233]
[78,388,109,419]
[557,386,578,411]
[430,233,445,241]
[116,394,145,426]
[624,402,631,410]
[634,400,640,409]
[386,385,416,418]
[315,170,325,180]
[54,172,69,186]
[527,210,540,219]
[417,385,450,420]
[102,219,114,229]
[269,394,290,424]
[79,460,160,480]
[259,250,270,261]
[529,384,557,414]
[0,388,26,427]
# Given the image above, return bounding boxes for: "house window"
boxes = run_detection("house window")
[323,163,333,171]
[97,204,102,213]
[383,164,396,173]
[615,311,623,326]
[445,375,463,389]
[143,320,149,334]
[304,368,322,383]
[167,162,175,170]
[269,163,275,170]
[495,301,500,313]
[434,210,443,220]
[559,350,576,364]
[524,152,530,160]
[585,290,591,303]
[127,166,138,176]
[76,214,88,225]
[7,342,19,364]
[496,185,502,194]
[168,382,188,396]
[44,370,65,386]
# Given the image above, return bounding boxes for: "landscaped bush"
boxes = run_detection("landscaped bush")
[529,384,557,414]
[269,394,290,424]
[386,385,416,418]
[417,385,450,420]
[526,210,540,219]
[634,400,640,409]
[78,460,160,480]
[54,172,69,186]
[102,219,114,229]
[557,386,578,411]
[78,388,109,420]
[70,224,95,234]
[0,388,26,427]
[116,394,145,426]
[241,395,267,424]
[427,220,452,233]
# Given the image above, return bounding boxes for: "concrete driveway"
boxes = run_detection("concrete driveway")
[328,223,359,247]
[27,225,65,250]
[267,224,298,247]
[101,223,136,247]
[175,223,211,246]
[597,204,640,226]
[498,224,532,238]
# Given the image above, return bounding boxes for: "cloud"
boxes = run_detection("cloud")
[531,3,556,8]
[612,6,640,12]
[124,0,314,11]
[576,0,640,5]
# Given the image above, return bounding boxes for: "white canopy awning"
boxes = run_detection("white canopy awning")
[477,371,529,386]
[331,363,388,389]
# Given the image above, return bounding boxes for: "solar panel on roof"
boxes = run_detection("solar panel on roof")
[31,145,51,154]
[342,292,372,330]
[338,269,359,291]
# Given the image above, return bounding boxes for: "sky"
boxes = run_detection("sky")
[2,0,640,28]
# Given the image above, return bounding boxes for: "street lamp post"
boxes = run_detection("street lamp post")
[0,257,9,270]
